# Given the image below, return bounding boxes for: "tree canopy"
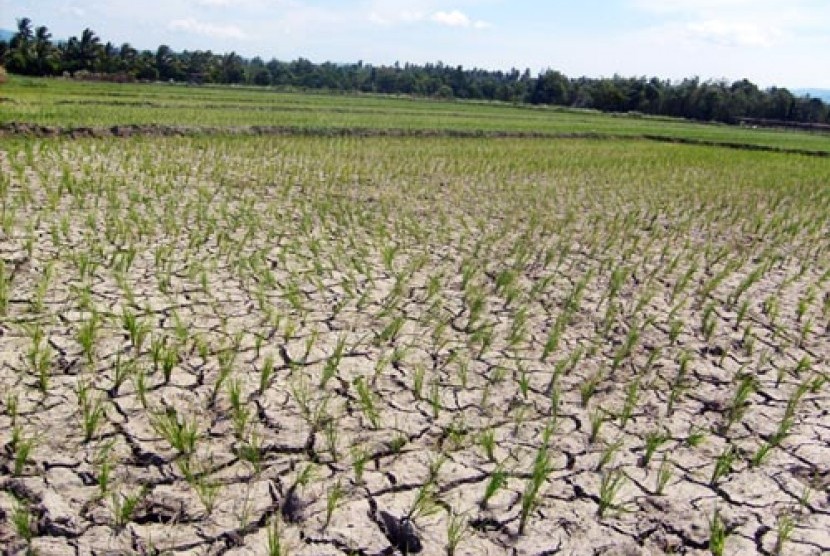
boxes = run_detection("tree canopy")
[1,17,828,126]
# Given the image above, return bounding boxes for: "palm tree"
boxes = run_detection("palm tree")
[33,25,57,75]
[78,28,101,71]
[118,42,138,73]
[7,18,35,74]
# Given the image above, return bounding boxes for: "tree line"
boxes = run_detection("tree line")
[2,17,828,126]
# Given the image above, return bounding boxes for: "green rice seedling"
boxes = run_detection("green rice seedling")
[701,303,717,344]
[76,311,101,365]
[597,468,627,518]
[686,425,708,448]
[541,318,565,362]
[259,353,276,394]
[446,510,470,556]
[464,291,486,333]
[444,417,469,451]
[666,351,692,416]
[25,323,53,393]
[324,480,344,529]
[12,497,34,547]
[708,507,729,556]
[763,295,779,328]
[77,381,107,442]
[353,377,381,429]
[596,439,623,472]
[589,407,607,444]
[741,325,755,356]
[456,358,469,388]
[12,426,35,476]
[612,325,640,372]
[721,373,757,434]
[508,306,529,348]
[699,262,737,304]
[654,455,673,495]
[640,429,670,468]
[320,335,347,388]
[480,464,507,510]
[238,429,264,476]
[194,475,222,515]
[618,377,640,429]
[471,323,495,358]
[112,487,147,528]
[412,364,426,400]
[95,441,115,497]
[0,259,9,316]
[750,438,776,468]
[580,371,603,408]
[600,301,619,338]
[6,391,19,426]
[406,481,442,523]
[212,348,237,402]
[111,353,136,396]
[151,408,200,457]
[710,444,737,486]
[132,368,149,408]
[267,516,288,556]
[728,263,767,308]
[516,361,530,400]
[121,307,150,353]
[325,419,341,461]
[791,356,812,379]
[302,328,319,362]
[773,513,795,555]
[351,445,369,484]
[668,319,684,345]
[479,427,497,462]
[518,438,553,535]
[798,318,813,348]
[30,261,54,313]
[227,378,251,438]
[796,288,815,322]
[671,261,697,302]
[429,379,442,420]
[734,299,750,331]
[161,342,180,384]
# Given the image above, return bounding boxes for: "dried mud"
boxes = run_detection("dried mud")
[0,137,828,555]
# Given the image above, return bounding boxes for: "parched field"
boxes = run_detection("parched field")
[0,83,829,555]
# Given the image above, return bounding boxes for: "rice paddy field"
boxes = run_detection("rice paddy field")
[0,77,829,555]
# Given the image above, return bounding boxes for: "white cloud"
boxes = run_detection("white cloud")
[430,9,489,29]
[367,3,489,29]
[368,10,425,26]
[60,5,86,17]
[431,10,468,26]
[194,0,234,6]
[687,20,781,47]
[169,17,246,39]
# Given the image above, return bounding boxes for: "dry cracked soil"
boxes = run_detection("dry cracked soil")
[0,136,828,555]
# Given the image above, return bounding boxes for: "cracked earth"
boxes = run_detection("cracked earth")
[0,136,828,555]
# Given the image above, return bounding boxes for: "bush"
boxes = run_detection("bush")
[0,66,7,84]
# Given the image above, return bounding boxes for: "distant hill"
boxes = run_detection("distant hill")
[0,29,14,42]
[793,89,830,102]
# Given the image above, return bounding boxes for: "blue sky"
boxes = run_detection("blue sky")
[2,0,829,87]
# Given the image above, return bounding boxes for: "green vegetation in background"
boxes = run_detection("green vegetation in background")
[2,76,829,154]
[2,17,828,127]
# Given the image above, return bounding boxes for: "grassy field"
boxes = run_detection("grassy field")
[3,75,830,153]
[0,80,828,555]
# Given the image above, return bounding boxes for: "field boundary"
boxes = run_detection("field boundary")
[2,121,828,157]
